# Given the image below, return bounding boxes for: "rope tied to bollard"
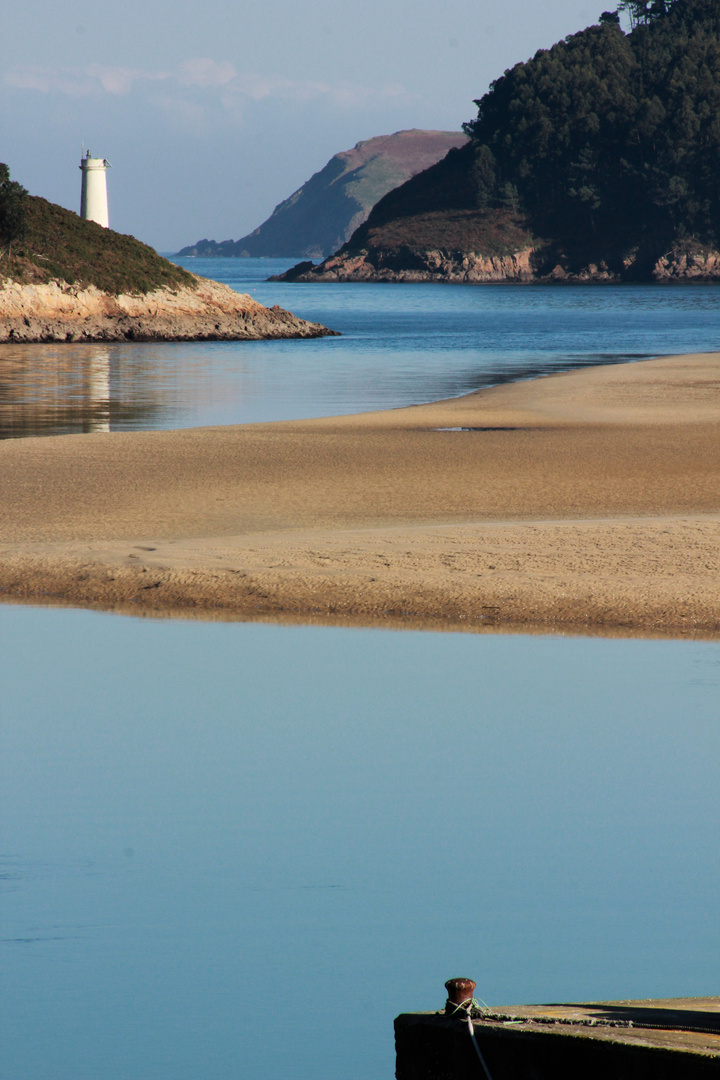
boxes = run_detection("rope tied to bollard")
[445,996,490,1017]
[444,981,495,1080]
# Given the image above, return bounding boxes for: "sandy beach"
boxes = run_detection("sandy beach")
[1,351,719,635]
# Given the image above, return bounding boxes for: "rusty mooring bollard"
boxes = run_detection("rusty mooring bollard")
[444,977,476,1014]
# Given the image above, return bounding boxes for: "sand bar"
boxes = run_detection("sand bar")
[1,352,719,635]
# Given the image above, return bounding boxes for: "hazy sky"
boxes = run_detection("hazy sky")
[2,1,602,251]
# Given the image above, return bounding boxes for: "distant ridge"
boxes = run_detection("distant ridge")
[177,129,468,259]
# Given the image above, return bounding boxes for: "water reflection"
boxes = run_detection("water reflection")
[86,349,110,433]
[0,344,163,438]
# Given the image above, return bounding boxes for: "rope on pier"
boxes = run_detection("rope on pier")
[445,995,720,1075]
[468,1015,495,1080]
[445,997,495,1080]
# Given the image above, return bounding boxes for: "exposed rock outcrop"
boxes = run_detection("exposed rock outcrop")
[651,247,720,281]
[0,274,336,343]
[275,241,720,284]
[277,247,538,283]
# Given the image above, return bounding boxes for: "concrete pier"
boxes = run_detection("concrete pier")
[396,997,720,1080]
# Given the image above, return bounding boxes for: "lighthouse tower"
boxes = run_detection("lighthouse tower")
[79,151,111,228]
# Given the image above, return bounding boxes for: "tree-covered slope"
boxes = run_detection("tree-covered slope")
[462,0,720,256]
[289,0,720,282]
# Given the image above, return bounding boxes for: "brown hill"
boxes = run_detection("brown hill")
[177,129,468,259]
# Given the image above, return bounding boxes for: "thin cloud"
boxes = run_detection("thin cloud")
[4,63,169,96]
[85,64,168,95]
[4,65,98,97]
[177,58,237,87]
[4,59,415,113]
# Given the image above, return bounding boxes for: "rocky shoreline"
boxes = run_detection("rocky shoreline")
[273,244,720,284]
[0,274,336,343]
[274,248,537,283]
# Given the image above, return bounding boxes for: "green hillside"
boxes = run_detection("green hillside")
[0,181,195,295]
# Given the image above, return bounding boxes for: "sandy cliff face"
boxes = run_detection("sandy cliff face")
[0,274,334,342]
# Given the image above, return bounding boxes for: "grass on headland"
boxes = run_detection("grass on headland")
[0,195,196,296]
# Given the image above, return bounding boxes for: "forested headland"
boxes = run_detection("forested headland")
[279,0,720,283]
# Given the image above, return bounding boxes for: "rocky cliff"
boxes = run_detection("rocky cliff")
[283,247,537,283]
[177,129,468,260]
[275,239,720,284]
[0,275,335,343]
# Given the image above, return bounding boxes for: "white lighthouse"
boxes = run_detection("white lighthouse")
[79,151,111,228]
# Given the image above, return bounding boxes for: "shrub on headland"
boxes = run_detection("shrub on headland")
[0,164,29,256]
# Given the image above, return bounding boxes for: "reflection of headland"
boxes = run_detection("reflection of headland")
[0,343,164,439]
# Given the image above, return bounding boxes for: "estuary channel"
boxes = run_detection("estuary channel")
[1,264,719,1080]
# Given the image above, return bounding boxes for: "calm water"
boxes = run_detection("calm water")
[2,269,720,1079]
[2,606,719,1080]
[2,258,720,437]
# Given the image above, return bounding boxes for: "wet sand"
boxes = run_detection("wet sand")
[1,352,719,635]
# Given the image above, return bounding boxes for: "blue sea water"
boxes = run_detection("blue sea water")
[1,267,719,1079]
[2,257,720,436]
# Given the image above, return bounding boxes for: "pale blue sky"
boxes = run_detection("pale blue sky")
[3,1,601,250]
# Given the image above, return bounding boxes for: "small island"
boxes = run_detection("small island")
[0,173,335,342]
